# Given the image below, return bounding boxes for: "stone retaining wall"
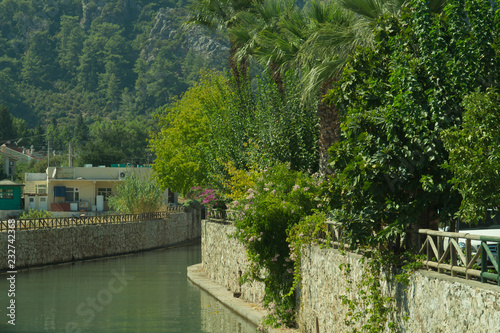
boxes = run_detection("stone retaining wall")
[202,221,500,333]
[299,245,500,333]
[0,209,201,271]
[201,220,265,304]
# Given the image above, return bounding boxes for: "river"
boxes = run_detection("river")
[0,243,257,333]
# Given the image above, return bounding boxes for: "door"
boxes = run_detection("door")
[96,195,104,212]
[39,197,47,211]
[28,197,36,209]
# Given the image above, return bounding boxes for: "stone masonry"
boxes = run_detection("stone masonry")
[202,220,500,333]
[201,220,265,304]
[0,209,201,271]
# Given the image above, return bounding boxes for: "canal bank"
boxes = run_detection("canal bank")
[187,264,299,333]
[202,219,500,333]
[0,209,201,271]
[0,243,259,333]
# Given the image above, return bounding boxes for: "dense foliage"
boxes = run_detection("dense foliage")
[151,70,319,194]
[231,164,322,327]
[0,0,228,174]
[108,171,164,214]
[324,0,499,249]
[442,89,500,224]
[152,0,500,329]
[0,0,227,123]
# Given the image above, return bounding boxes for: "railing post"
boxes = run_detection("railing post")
[481,241,487,284]
[426,235,432,270]
[450,236,457,277]
[466,239,472,280]
[437,235,444,274]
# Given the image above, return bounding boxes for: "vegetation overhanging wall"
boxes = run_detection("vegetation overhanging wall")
[202,220,500,332]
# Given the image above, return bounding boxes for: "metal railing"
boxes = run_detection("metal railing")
[0,206,185,232]
[418,229,500,285]
[206,208,240,224]
[204,210,500,285]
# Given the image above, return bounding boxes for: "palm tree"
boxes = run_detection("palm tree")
[282,0,444,175]
[229,0,296,96]
[240,0,356,175]
[187,0,258,88]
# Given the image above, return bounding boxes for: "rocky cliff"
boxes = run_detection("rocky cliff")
[142,7,229,63]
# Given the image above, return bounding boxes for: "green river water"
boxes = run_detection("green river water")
[0,243,257,333]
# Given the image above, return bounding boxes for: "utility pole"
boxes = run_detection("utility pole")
[68,142,73,167]
[47,139,50,168]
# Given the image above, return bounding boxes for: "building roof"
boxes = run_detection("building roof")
[0,179,25,187]
[0,144,42,161]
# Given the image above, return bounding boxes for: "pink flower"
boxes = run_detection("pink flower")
[293,184,300,191]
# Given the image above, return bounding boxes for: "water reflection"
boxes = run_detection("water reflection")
[200,290,257,333]
[0,243,257,333]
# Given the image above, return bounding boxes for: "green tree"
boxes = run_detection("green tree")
[21,30,57,86]
[46,118,71,154]
[77,118,152,166]
[443,89,500,224]
[0,105,15,142]
[57,15,85,79]
[72,113,89,147]
[324,0,498,248]
[229,0,294,95]
[150,72,220,194]
[108,171,164,214]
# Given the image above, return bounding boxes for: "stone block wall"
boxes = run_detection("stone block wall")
[299,245,500,333]
[0,209,201,271]
[201,221,500,333]
[201,220,265,304]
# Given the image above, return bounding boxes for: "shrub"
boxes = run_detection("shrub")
[231,164,323,327]
[108,172,164,214]
[18,209,53,219]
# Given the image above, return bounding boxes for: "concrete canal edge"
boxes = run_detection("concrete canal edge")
[187,264,300,333]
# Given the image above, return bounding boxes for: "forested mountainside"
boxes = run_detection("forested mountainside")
[0,0,228,170]
[0,0,228,123]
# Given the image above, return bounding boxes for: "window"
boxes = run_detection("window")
[0,189,14,199]
[65,188,79,202]
[36,184,47,194]
[97,188,112,201]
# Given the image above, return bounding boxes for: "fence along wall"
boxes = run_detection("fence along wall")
[202,220,500,333]
[0,209,201,271]
[300,245,500,333]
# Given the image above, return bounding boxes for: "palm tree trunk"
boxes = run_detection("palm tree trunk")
[269,62,285,98]
[229,40,249,92]
[318,83,340,177]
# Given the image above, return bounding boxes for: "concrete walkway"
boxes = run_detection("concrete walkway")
[187,264,300,333]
